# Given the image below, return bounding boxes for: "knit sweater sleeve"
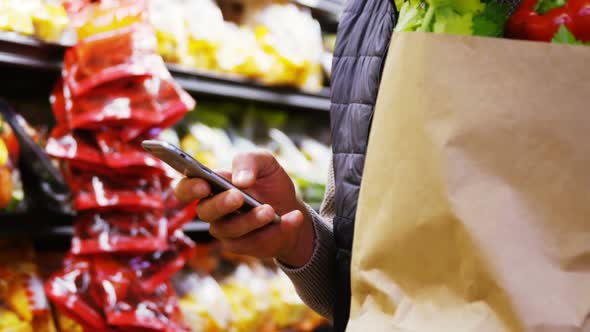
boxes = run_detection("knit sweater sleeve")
[276,160,337,321]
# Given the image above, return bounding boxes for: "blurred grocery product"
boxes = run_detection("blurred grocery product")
[148,0,327,91]
[0,0,71,42]
[175,244,329,332]
[0,115,20,211]
[0,241,57,332]
[178,101,329,205]
[247,3,325,91]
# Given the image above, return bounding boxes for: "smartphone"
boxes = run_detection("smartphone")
[142,139,280,223]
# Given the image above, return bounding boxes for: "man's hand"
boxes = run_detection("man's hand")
[175,151,315,267]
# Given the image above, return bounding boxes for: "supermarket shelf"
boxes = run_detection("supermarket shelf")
[297,0,344,20]
[0,211,210,238]
[0,32,63,71]
[0,32,332,112]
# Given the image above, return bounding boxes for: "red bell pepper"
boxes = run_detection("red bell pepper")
[506,0,590,42]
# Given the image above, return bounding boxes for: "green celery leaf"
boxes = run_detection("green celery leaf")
[418,3,437,31]
[535,0,565,15]
[396,0,406,13]
[451,0,485,15]
[395,0,427,32]
[472,0,511,36]
[551,24,590,45]
[433,7,474,35]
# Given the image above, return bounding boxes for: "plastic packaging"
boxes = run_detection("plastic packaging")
[215,23,273,78]
[175,273,233,332]
[31,3,70,42]
[63,24,162,96]
[246,4,325,91]
[72,0,148,41]
[53,76,194,136]
[0,114,20,210]
[183,0,226,70]
[46,131,166,179]
[61,167,165,212]
[71,212,169,255]
[148,0,188,63]
[135,231,196,293]
[45,256,110,331]
[0,0,40,36]
[91,258,188,332]
[0,241,57,332]
[164,189,198,233]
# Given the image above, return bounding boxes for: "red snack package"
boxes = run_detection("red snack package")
[62,76,194,134]
[49,80,70,129]
[62,166,165,212]
[93,131,168,173]
[163,189,198,233]
[133,231,196,293]
[91,258,188,332]
[47,130,166,178]
[44,256,109,331]
[63,24,163,96]
[105,282,187,332]
[71,212,169,255]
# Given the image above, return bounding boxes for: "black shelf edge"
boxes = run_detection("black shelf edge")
[0,211,210,239]
[0,32,331,112]
[297,0,344,19]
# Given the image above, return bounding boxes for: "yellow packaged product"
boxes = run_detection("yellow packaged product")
[215,24,272,79]
[0,241,57,332]
[74,0,147,40]
[222,283,261,332]
[180,135,218,170]
[295,62,324,93]
[248,4,324,91]
[31,3,69,42]
[148,0,188,63]
[0,0,40,36]
[176,273,232,332]
[0,307,31,332]
[253,25,300,86]
[220,263,277,332]
[53,309,84,332]
[184,0,225,71]
[269,271,308,329]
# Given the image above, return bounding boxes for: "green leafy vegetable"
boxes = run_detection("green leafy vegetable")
[432,7,474,35]
[551,24,590,45]
[472,0,511,36]
[396,0,509,37]
[535,0,565,15]
[395,0,427,32]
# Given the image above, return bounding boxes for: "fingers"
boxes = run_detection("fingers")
[174,177,211,203]
[174,170,231,203]
[208,204,276,239]
[220,210,305,258]
[197,189,244,222]
[232,150,280,188]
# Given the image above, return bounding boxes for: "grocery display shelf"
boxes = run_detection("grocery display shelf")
[0,203,323,239]
[0,32,332,112]
[0,211,210,239]
[297,0,344,20]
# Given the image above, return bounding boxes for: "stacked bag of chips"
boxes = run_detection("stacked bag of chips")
[43,1,198,331]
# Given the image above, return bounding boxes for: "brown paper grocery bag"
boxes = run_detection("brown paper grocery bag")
[347,32,590,332]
